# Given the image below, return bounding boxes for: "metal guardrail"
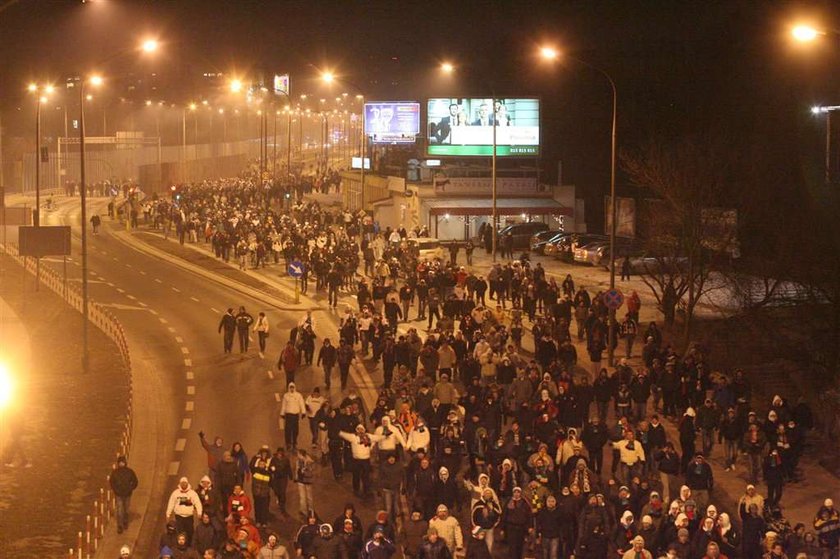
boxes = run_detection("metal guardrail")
[0,243,133,559]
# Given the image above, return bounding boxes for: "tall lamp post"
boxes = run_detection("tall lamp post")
[811,105,840,183]
[540,46,619,366]
[27,83,54,289]
[320,71,366,209]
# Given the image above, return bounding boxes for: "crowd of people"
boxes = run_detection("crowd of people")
[127,174,838,559]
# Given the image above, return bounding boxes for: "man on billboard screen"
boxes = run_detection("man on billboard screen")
[427,98,539,156]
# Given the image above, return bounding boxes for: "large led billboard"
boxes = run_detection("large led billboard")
[427,98,540,156]
[364,102,421,144]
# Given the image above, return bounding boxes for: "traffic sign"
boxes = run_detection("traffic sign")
[288,260,304,278]
[261,171,270,181]
[603,288,624,310]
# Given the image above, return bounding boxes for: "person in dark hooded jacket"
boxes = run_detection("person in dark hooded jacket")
[311,523,349,559]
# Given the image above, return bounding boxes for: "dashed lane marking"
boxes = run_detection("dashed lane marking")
[267,370,274,379]
[172,287,181,293]
[185,401,194,412]
[138,302,148,308]
[174,438,186,452]
[181,347,189,355]
[184,358,192,366]
[190,296,200,302]
[139,270,147,276]
[149,309,159,315]
[175,336,184,343]
[154,278,163,284]
[186,371,194,380]
[186,385,195,395]
[126,263,132,268]
[107,282,115,287]
[210,307,220,314]
[167,462,180,476]
[181,418,192,430]
[126,295,137,301]
[116,288,125,294]
[159,317,168,324]
[168,327,176,333]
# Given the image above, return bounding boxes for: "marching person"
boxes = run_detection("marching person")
[280,383,307,450]
[217,309,236,354]
[235,306,254,354]
[109,455,139,534]
[253,311,270,359]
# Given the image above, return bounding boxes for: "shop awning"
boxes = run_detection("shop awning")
[423,197,573,217]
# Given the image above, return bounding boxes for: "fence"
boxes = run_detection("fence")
[0,243,133,559]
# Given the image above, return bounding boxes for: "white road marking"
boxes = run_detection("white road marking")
[126,294,137,301]
[149,309,159,315]
[210,307,220,314]
[190,296,200,302]
[186,371,194,380]
[174,438,186,452]
[138,302,148,308]
[167,461,180,476]
[175,336,184,343]
[267,370,274,379]
[139,270,147,276]
[159,317,168,324]
[181,418,192,430]
[172,287,181,293]
[106,282,115,287]
[168,326,176,333]
[185,401,194,412]
[112,257,119,262]
[184,358,192,366]
[116,288,125,294]
[154,278,163,284]
[186,385,195,395]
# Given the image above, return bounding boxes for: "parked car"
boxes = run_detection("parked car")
[578,239,644,266]
[498,222,549,249]
[530,230,564,253]
[407,237,446,261]
[554,233,608,261]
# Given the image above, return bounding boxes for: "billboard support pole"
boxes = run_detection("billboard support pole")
[361,102,366,211]
[491,96,497,263]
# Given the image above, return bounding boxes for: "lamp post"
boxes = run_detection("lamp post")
[27,83,54,289]
[320,72,366,209]
[540,46,619,366]
[811,105,840,183]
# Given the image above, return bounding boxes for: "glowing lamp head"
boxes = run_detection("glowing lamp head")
[141,39,159,53]
[321,71,334,84]
[812,106,823,115]
[145,99,152,106]
[792,25,820,42]
[230,79,243,93]
[44,85,55,94]
[27,83,37,93]
[540,46,559,60]
[89,75,104,87]
[189,102,197,111]
[440,62,454,74]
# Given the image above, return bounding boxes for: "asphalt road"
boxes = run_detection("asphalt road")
[38,197,385,556]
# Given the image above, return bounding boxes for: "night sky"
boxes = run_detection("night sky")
[3,0,840,227]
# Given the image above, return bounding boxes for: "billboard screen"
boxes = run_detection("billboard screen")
[427,98,539,156]
[364,102,421,144]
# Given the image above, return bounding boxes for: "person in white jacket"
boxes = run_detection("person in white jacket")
[280,383,307,450]
[166,477,202,544]
[374,416,406,455]
[339,424,384,497]
[406,418,431,453]
[428,504,463,554]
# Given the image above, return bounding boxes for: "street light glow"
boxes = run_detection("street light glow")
[141,38,159,53]
[85,94,93,101]
[0,362,15,411]
[441,62,454,74]
[540,46,560,60]
[45,84,55,94]
[812,106,823,114]
[27,83,37,92]
[792,24,821,42]
[189,102,197,111]
[89,75,104,87]
[230,79,243,93]
[321,71,335,84]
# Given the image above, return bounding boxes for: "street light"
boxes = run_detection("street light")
[811,105,840,183]
[440,62,454,74]
[792,24,822,42]
[141,38,159,53]
[540,44,619,366]
[229,79,243,93]
[320,70,366,208]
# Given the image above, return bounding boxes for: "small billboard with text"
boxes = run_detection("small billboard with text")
[364,102,421,144]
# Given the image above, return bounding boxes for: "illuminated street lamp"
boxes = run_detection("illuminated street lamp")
[540,44,619,366]
[440,62,454,74]
[792,24,822,42]
[26,83,54,226]
[230,78,243,93]
[320,70,366,207]
[141,38,159,53]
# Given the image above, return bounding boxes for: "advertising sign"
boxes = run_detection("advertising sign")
[364,102,420,144]
[433,175,539,195]
[351,157,371,170]
[273,74,290,96]
[605,196,636,238]
[427,98,540,156]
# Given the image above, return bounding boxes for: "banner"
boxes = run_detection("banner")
[604,196,636,238]
[433,175,539,195]
[364,102,420,144]
[273,74,289,96]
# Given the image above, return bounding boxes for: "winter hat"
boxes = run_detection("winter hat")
[436,504,449,513]
[160,547,173,558]
[120,545,131,557]
[200,475,211,484]
[632,535,645,545]
[685,407,696,417]
[117,456,127,465]
[677,528,689,538]
[826,499,834,508]
[642,515,653,526]
[376,510,388,523]
[471,526,484,537]
[621,510,634,523]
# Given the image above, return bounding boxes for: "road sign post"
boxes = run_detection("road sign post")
[288,260,304,304]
